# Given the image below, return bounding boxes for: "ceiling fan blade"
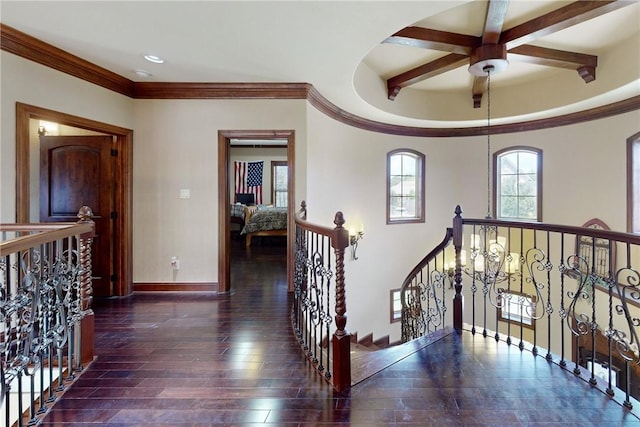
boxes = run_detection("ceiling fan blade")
[383,27,478,55]
[387,53,468,100]
[509,45,597,82]
[482,0,510,44]
[500,1,634,49]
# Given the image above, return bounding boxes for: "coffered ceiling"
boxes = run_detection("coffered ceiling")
[1,1,639,129]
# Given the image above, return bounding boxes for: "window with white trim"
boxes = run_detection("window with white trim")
[387,150,425,223]
[495,147,542,221]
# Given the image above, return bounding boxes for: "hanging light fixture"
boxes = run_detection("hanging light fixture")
[468,46,509,220]
[484,64,494,220]
[460,48,514,313]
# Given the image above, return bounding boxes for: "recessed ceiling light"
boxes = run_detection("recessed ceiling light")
[134,69,152,78]
[144,54,164,64]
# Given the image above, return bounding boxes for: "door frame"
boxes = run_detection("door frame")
[15,102,134,296]
[217,130,295,293]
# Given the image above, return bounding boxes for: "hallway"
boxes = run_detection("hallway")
[37,240,640,426]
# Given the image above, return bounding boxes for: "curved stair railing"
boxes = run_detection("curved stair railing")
[292,201,351,392]
[401,205,640,412]
[1,207,95,427]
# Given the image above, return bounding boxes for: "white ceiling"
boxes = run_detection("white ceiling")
[2,1,639,128]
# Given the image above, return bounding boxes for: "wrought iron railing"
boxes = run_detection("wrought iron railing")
[401,205,640,411]
[1,207,95,427]
[292,201,351,392]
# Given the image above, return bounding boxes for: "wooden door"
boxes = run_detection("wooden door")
[40,135,114,297]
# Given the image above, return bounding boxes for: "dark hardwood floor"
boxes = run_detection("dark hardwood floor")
[37,237,640,426]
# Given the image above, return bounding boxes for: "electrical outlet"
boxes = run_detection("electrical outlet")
[171,256,180,270]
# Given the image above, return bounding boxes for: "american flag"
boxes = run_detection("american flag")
[234,161,263,204]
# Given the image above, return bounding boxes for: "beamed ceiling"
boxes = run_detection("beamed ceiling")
[1,0,639,133]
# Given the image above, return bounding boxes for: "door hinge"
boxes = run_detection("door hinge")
[110,148,118,157]
[110,211,118,220]
[110,274,117,282]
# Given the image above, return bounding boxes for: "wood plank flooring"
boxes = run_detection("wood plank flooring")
[37,238,640,426]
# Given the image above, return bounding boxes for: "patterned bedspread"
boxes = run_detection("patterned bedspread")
[230,204,246,220]
[241,207,287,234]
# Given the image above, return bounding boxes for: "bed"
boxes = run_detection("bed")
[230,193,256,230]
[241,206,288,247]
[230,203,248,227]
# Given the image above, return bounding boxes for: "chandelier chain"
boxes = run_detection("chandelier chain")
[486,68,492,219]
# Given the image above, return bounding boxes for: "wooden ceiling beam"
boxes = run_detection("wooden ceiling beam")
[500,0,634,49]
[383,27,478,55]
[482,0,510,44]
[387,53,468,100]
[472,76,488,108]
[508,45,598,82]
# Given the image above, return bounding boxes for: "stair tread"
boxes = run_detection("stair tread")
[350,327,454,386]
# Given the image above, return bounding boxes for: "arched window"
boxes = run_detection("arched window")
[387,149,425,224]
[494,147,542,221]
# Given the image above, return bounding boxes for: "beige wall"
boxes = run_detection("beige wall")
[304,105,639,342]
[2,48,638,343]
[131,99,306,283]
[0,51,134,222]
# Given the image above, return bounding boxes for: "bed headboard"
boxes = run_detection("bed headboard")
[236,193,255,205]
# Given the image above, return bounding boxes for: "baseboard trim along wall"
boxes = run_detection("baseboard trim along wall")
[133,282,219,293]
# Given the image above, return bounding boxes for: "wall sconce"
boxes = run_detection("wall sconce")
[349,226,364,260]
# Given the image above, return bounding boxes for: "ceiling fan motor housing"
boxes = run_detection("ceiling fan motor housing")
[468,44,509,76]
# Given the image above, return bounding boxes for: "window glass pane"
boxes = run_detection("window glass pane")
[389,155,403,175]
[272,163,288,208]
[500,196,519,218]
[400,176,415,197]
[401,154,416,175]
[389,177,403,197]
[519,197,537,219]
[500,175,517,196]
[517,152,537,174]
[274,165,287,190]
[518,174,537,196]
[499,153,518,174]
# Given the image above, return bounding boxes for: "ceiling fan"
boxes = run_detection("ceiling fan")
[383,0,634,108]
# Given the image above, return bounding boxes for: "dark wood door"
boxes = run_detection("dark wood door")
[40,135,114,297]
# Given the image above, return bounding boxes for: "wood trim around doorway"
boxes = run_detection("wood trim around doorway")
[218,130,295,293]
[15,102,134,296]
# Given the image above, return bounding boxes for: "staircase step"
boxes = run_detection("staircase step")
[358,333,373,347]
[373,335,390,348]
[350,327,455,386]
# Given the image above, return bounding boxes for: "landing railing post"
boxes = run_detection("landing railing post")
[77,206,95,366]
[331,212,351,392]
[453,205,464,332]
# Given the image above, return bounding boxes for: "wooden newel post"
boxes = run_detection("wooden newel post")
[453,205,464,333]
[77,206,95,364]
[331,211,351,392]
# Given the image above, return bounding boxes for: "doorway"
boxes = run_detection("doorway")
[15,102,134,296]
[217,130,295,293]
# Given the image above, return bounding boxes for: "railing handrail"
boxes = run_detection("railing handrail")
[292,201,351,392]
[400,205,640,412]
[400,227,453,307]
[1,207,96,426]
[1,222,94,256]
[294,202,350,250]
[461,217,640,244]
